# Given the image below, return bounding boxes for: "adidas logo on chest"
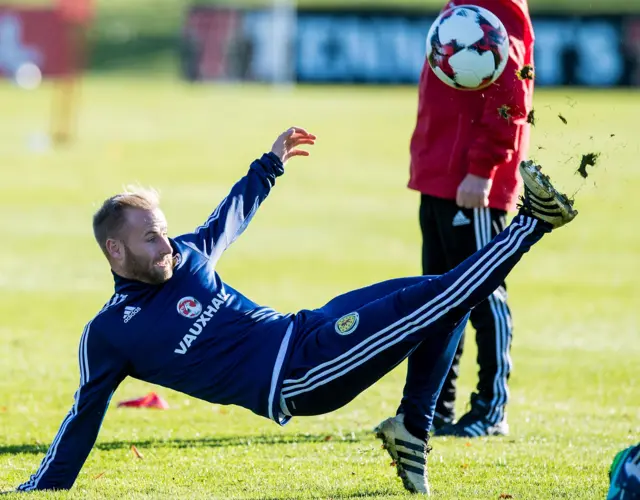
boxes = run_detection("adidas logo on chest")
[123,305,141,323]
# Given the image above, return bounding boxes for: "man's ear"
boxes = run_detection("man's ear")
[105,238,124,261]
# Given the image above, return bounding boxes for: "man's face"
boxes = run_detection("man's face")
[118,208,174,285]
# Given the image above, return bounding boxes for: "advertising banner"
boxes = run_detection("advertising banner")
[182,7,640,87]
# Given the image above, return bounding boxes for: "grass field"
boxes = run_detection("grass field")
[0,78,639,499]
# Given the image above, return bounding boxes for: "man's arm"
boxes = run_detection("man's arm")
[177,127,315,265]
[17,321,127,491]
[457,17,531,208]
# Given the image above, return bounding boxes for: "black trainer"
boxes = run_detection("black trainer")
[434,393,508,438]
[431,411,454,433]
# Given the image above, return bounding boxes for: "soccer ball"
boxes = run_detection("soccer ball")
[426,5,510,90]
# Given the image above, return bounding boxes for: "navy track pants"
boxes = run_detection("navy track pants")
[279,215,548,435]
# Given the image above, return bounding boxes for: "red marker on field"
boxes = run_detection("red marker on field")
[117,392,169,410]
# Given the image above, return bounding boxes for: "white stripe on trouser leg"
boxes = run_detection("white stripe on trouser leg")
[476,208,505,423]
[281,219,537,399]
[482,208,490,247]
[485,210,511,425]
[281,219,535,397]
[465,422,484,436]
[282,218,532,390]
[281,220,531,395]
[473,208,482,250]
[484,209,506,424]
[504,296,513,416]
[484,208,492,246]
[479,207,490,249]
[498,298,513,423]
[487,293,506,423]
[491,296,512,423]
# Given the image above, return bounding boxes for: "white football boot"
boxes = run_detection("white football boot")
[518,160,578,229]
[375,414,431,495]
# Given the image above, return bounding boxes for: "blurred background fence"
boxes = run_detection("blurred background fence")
[0,0,639,87]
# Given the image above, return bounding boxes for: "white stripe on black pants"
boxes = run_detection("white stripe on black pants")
[279,215,548,435]
[418,194,514,425]
[472,207,513,424]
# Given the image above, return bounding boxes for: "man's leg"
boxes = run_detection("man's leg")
[404,202,513,435]
[470,207,513,430]
[52,22,90,146]
[416,195,459,429]
[281,215,547,495]
[318,277,429,318]
[434,158,581,438]
[396,313,469,438]
[375,313,468,496]
[283,162,576,494]
[436,207,514,437]
[282,214,548,418]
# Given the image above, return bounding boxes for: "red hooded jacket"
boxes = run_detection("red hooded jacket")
[408,0,534,212]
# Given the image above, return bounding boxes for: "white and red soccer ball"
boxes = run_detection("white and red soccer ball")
[426,5,510,90]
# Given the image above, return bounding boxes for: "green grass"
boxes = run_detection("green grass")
[0,79,639,499]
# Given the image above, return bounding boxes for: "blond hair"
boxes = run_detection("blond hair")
[93,185,161,256]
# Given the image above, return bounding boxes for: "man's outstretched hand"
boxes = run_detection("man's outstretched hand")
[271,127,316,164]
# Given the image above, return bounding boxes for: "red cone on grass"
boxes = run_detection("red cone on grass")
[117,392,169,409]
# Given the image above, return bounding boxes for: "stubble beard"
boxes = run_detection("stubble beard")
[123,245,173,285]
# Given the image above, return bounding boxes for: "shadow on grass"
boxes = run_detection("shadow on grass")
[3,433,400,498]
[0,431,373,456]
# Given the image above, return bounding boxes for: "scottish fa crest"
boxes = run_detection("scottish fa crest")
[335,312,359,336]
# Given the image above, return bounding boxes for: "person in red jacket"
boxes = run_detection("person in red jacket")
[405,0,535,437]
[51,0,95,145]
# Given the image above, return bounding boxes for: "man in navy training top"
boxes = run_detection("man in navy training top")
[15,127,577,495]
